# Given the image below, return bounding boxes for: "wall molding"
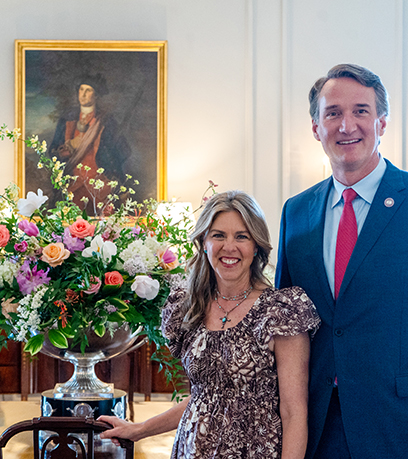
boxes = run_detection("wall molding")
[245,0,254,194]
[280,0,291,204]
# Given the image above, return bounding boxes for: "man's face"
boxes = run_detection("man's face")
[78,84,96,107]
[312,77,387,181]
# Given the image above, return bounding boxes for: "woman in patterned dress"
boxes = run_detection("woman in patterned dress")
[100,190,320,458]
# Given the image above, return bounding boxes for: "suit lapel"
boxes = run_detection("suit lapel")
[309,178,336,311]
[339,161,407,297]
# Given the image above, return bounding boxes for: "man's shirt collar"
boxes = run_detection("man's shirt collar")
[330,154,387,208]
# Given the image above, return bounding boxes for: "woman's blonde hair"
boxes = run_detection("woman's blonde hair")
[181,190,272,328]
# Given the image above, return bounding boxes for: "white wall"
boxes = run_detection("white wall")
[0,0,405,262]
[282,0,403,200]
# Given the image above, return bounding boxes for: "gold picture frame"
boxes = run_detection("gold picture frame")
[15,40,167,208]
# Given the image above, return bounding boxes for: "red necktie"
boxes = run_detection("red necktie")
[335,188,358,299]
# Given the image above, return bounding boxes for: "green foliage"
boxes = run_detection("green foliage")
[151,346,190,403]
[24,334,44,355]
[48,329,69,349]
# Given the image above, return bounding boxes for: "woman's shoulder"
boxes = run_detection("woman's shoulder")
[253,285,320,339]
[260,285,313,307]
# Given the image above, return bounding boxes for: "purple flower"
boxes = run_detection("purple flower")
[14,241,28,253]
[18,220,39,237]
[132,226,141,238]
[16,260,51,295]
[105,304,118,313]
[63,227,85,253]
[52,232,63,243]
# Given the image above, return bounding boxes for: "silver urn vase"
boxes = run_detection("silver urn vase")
[40,323,146,400]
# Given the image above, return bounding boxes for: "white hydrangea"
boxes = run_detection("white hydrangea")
[120,237,163,271]
[14,286,48,340]
[0,260,19,288]
[123,255,147,276]
[144,235,163,254]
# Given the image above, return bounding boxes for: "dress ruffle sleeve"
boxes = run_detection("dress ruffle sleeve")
[252,286,321,347]
[161,287,188,358]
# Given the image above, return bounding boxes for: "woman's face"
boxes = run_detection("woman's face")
[204,210,256,288]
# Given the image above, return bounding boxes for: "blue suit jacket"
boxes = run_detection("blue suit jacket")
[275,160,408,458]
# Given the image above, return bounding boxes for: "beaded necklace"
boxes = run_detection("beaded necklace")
[216,285,253,302]
[215,286,253,329]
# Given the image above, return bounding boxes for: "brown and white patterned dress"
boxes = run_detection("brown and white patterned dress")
[161,286,320,459]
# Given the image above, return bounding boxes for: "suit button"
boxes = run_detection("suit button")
[334,328,343,337]
[326,377,333,386]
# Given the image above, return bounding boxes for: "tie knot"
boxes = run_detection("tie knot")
[342,188,358,204]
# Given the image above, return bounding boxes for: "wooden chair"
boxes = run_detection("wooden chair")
[0,416,134,459]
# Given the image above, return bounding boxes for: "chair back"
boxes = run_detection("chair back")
[0,416,134,459]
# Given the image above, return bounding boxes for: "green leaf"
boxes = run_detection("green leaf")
[107,311,126,323]
[48,329,69,349]
[0,336,9,351]
[95,299,107,309]
[24,334,44,356]
[80,335,89,354]
[4,241,15,253]
[125,308,146,324]
[102,284,122,294]
[94,324,106,337]
[108,297,129,312]
[59,322,75,339]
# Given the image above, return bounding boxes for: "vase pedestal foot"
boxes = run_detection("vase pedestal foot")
[40,389,128,458]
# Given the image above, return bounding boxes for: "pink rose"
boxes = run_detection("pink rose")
[0,225,10,247]
[69,218,96,239]
[83,276,102,294]
[18,220,39,237]
[14,241,28,252]
[105,271,124,286]
[41,242,70,267]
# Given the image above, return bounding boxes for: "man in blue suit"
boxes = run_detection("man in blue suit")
[275,63,408,458]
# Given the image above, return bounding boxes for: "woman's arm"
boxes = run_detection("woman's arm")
[272,332,310,459]
[98,395,190,446]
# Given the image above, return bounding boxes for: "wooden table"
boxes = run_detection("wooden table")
[0,396,176,458]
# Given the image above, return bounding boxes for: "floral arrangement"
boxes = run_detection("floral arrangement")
[0,125,218,395]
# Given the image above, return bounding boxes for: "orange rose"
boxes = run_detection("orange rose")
[41,242,70,267]
[0,225,10,247]
[105,271,124,286]
[69,218,96,238]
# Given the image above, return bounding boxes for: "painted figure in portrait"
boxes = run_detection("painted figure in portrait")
[49,74,130,209]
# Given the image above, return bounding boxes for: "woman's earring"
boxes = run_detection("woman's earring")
[204,249,207,254]
[254,250,258,256]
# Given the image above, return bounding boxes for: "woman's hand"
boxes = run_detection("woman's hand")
[98,416,146,446]
[98,396,191,446]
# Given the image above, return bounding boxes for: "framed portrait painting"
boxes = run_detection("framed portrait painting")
[15,40,167,211]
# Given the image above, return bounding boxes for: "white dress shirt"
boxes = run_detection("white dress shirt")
[323,155,387,297]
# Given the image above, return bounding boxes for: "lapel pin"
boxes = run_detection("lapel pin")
[384,197,394,207]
